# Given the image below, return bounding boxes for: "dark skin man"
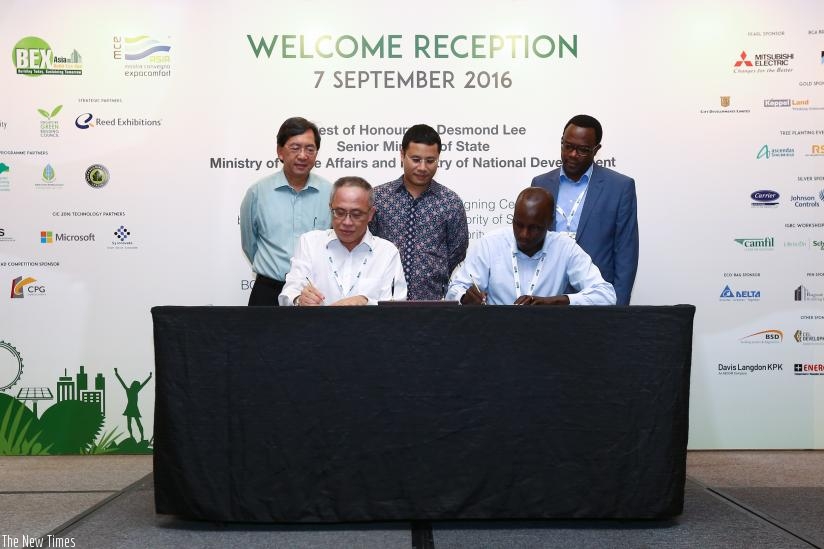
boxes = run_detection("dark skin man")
[460,188,571,306]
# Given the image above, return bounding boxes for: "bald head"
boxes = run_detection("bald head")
[512,188,555,256]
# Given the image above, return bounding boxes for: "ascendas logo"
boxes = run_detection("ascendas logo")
[39,230,95,243]
[757,144,795,159]
[10,276,36,299]
[734,237,774,249]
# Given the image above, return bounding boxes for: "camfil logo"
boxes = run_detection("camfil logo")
[734,237,774,249]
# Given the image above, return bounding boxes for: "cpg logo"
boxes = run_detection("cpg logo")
[10,276,45,298]
[75,113,95,129]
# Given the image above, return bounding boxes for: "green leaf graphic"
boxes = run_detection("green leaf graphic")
[37,109,49,119]
[50,105,63,118]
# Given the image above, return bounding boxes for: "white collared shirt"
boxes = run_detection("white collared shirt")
[446,229,616,306]
[279,229,408,305]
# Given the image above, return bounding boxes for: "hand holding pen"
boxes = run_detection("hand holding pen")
[460,274,488,305]
[297,276,325,306]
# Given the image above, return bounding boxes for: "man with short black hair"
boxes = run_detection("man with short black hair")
[240,117,332,305]
[370,124,469,300]
[279,177,407,306]
[531,114,639,305]
[447,188,615,306]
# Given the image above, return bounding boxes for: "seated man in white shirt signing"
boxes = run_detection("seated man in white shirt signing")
[446,187,616,306]
[279,176,408,306]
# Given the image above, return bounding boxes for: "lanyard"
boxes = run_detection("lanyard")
[556,184,589,232]
[510,248,546,298]
[327,251,370,298]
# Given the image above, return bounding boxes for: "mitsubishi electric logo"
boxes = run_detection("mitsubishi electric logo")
[734,51,754,67]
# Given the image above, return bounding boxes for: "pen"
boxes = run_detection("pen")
[391,277,395,301]
[304,276,325,304]
[469,273,487,305]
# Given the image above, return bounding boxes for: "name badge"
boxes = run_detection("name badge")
[559,231,577,240]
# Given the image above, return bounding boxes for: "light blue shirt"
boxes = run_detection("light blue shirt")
[556,163,594,233]
[240,170,332,281]
[446,228,616,306]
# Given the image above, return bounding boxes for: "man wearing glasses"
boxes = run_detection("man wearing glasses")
[279,177,407,306]
[240,117,332,305]
[370,124,469,300]
[531,114,639,305]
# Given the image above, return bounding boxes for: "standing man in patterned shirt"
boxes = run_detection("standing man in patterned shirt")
[370,124,469,300]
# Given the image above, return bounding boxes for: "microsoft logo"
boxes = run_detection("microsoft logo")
[40,231,53,244]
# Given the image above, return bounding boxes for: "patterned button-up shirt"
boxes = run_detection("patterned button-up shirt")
[370,177,469,300]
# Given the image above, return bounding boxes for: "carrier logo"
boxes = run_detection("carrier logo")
[757,144,795,158]
[794,363,824,375]
[739,329,783,344]
[751,189,779,207]
[734,237,774,249]
[720,285,761,301]
[85,164,109,188]
[794,284,824,301]
[794,330,824,344]
[10,276,37,298]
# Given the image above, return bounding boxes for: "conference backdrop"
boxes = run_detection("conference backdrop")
[1,0,823,452]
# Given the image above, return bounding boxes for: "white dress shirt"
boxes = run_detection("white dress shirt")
[279,229,408,306]
[446,229,616,306]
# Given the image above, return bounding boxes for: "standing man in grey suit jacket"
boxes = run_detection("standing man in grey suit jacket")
[531,114,639,305]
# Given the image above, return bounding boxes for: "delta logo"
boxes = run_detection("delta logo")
[720,284,761,301]
[734,236,774,250]
[10,276,45,298]
[751,189,779,207]
[739,329,783,344]
[13,36,83,76]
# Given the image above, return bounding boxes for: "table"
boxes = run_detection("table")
[152,305,695,522]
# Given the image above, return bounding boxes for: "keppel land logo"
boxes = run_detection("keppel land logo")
[13,36,83,76]
[10,276,36,298]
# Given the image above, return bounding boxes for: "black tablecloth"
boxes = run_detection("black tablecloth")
[152,305,694,522]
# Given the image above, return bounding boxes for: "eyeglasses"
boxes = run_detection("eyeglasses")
[405,155,438,166]
[560,139,598,156]
[285,144,318,155]
[331,208,368,221]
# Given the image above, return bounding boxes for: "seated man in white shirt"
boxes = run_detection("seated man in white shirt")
[446,187,616,306]
[279,176,408,306]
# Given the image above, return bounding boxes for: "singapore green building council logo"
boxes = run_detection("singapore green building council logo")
[13,36,83,76]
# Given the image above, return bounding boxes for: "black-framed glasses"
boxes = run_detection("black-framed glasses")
[331,208,368,221]
[560,139,598,156]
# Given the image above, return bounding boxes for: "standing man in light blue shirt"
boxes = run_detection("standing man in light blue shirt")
[240,117,332,305]
[447,188,615,306]
[531,115,639,305]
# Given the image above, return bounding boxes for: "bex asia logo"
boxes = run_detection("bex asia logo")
[13,36,83,76]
